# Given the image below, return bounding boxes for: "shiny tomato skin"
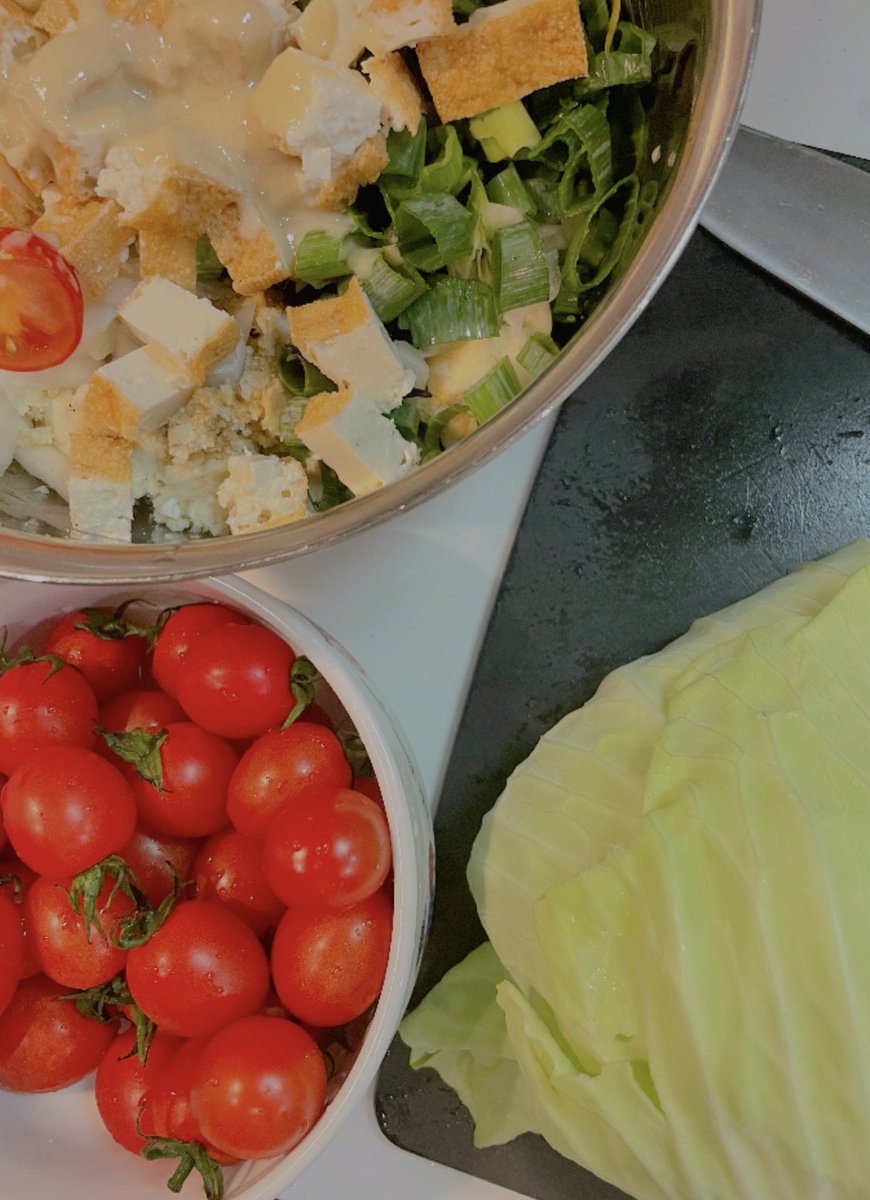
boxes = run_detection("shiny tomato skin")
[0,857,39,978]
[227,723,352,840]
[99,688,185,735]
[0,659,98,776]
[43,610,147,703]
[2,746,137,878]
[0,892,23,1015]
[131,722,238,839]
[26,874,133,990]
[119,824,199,909]
[177,624,296,740]
[191,1016,327,1161]
[0,973,116,1091]
[142,1037,238,1165]
[126,901,270,1039]
[94,1026,182,1155]
[262,787,391,912]
[352,775,384,809]
[270,889,393,1027]
[0,229,83,372]
[152,605,250,700]
[193,827,284,937]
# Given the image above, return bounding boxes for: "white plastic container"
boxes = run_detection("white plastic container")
[0,574,434,1200]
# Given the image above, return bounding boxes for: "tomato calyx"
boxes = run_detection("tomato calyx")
[112,867,191,950]
[138,1127,225,1200]
[280,656,320,730]
[66,853,189,950]
[99,726,168,790]
[72,601,156,646]
[59,972,157,1065]
[0,872,21,898]
[337,730,372,777]
[0,637,66,680]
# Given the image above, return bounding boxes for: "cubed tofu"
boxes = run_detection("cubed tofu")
[119,277,240,384]
[250,47,382,180]
[13,443,70,500]
[0,154,39,227]
[416,0,588,122]
[49,140,95,200]
[206,298,256,386]
[138,229,198,292]
[104,0,172,26]
[96,145,238,235]
[315,133,388,211]
[297,385,418,496]
[293,0,367,65]
[362,0,453,53]
[361,52,423,133]
[33,196,134,299]
[68,432,134,541]
[217,453,309,534]
[287,276,412,411]
[206,205,289,295]
[81,346,194,440]
[29,0,76,34]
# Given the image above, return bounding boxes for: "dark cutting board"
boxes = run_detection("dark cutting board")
[374,226,870,1199]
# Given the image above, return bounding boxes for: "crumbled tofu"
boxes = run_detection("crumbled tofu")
[96,146,238,236]
[206,206,289,295]
[138,229,198,292]
[217,452,308,534]
[134,430,230,536]
[68,432,134,541]
[48,139,94,198]
[0,154,38,226]
[238,350,287,436]
[250,47,382,180]
[315,133,388,211]
[296,384,418,496]
[119,277,240,384]
[362,52,423,133]
[287,277,413,411]
[104,0,172,27]
[30,0,76,35]
[81,346,194,440]
[293,0,367,65]
[416,0,588,122]
[252,299,291,357]
[166,382,273,464]
[362,0,454,53]
[14,443,70,499]
[33,196,134,299]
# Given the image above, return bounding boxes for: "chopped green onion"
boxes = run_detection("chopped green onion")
[382,124,427,180]
[277,347,335,398]
[556,174,639,316]
[469,101,541,163]
[294,230,352,284]
[486,165,535,215]
[398,277,500,349]
[309,462,353,513]
[390,400,423,442]
[422,404,471,459]
[517,333,560,378]
[357,253,427,324]
[195,235,225,280]
[395,194,476,272]
[461,357,521,425]
[491,221,550,312]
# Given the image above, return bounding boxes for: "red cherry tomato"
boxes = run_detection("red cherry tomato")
[129,722,238,838]
[26,873,134,990]
[190,1016,327,1161]
[2,745,137,877]
[126,901,270,1039]
[118,824,199,910]
[0,228,83,371]
[227,723,351,840]
[151,604,250,700]
[43,609,147,703]
[0,779,7,852]
[94,1027,182,1155]
[270,889,393,1027]
[99,687,184,735]
[142,1037,238,1165]
[0,891,23,1016]
[0,973,116,1091]
[0,658,98,776]
[0,857,39,978]
[262,787,391,911]
[193,827,284,937]
[177,624,296,739]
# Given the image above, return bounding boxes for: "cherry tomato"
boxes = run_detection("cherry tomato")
[262,787,391,911]
[130,722,238,838]
[0,973,116,1091]
[191,1016,326,1161]
[0,228,83,371]
[126,901,270,1039]
[227,723,351,840]
[26,873,134,990]
[44,609,147,703]
[0,779,7,852]
[0,891,23,1016]
[99,687,184,735]
[94,1026,182,1155]
[2,746,137,878]
[193,827,284,937]
[0,857,39,978]
[151,604,249,700]
[119,824,199,910]
[177,624,296,739]
[142,1037,238,1165]
[0,658,98,776]
[270,889,392,1027]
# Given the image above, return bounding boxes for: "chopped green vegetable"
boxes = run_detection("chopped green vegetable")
[461,357,521,424]
[491,221,550,312]
[395,194,477,272]
[469,101,541,163]
[398,277,500,349]
[293,230,352,284]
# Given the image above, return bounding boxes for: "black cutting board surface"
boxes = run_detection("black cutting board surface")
[375,227,870,1199]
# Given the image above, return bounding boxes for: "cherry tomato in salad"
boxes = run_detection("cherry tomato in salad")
[151,604,249,701]
[193,826,285,937]
[262,787,391,912]
[142,1036,238,1166]
[126,901,270,1039]
[26,873,134,990]
[0,890,23,1016]
[0,228,83,372]
[0,857,39,978]
[118,824,198,910]
[128,722,239,838]
[0,658,98,776]
[226,722,352,840]
[99,687,185,736]
[0,973,116,1092]
[190,1016,327,1161]
[177,623,296,739]
[44,608,147,703]
[2,745,137,878]
[94,1026,182,1155]
[270,889,393,1027]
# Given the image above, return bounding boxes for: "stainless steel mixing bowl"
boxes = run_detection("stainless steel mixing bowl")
[0,0,759,582]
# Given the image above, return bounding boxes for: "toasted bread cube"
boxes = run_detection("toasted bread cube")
[362,0,453,53]
[315,133,388,211]
[297,385,418,496]
[82,346,194,440]
[293,0,367,65]
[206,206,289,295]
[0,155,39,227]
[416,0,588,122]
[30,0,76,34]
[361,52,423,133]
[288,277,413,410]
[97,146,237,235]
[68,432,134,541]
[217,453,309,534]
[119,276,240,384]
[33,196,134,298]
[250,47,382,179]
[138,229,198,292]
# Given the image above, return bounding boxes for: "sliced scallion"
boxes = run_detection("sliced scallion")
[491,221,550,312]
[486,165,535,215]
[294,230,352,284]
[357,253,427,324]
[382,123,427,181]
[469,101,541,163]
[517,333,560,379]
[462,357,522,425]
[277,347,335,398]
[395,194,476,272]
[398,277,499,349]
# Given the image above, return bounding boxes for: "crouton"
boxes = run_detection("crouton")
[138,229,198,292]
[206,206,289,295]
[416,0,588,122]
[33,195,134,298]
[119,276,240,384]
[96,145,238,236]
[363,0,454,53]
[81,346,194,440]
[361,52,423,133]
[315,133,389,211]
